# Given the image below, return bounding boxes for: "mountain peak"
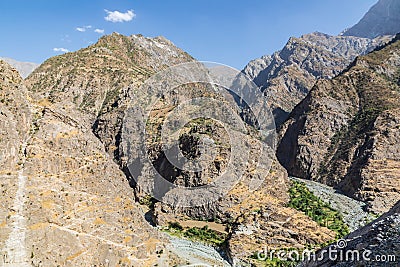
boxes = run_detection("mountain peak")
[242,32,389,126]
[342,0,400,38]
[26,32,194,119]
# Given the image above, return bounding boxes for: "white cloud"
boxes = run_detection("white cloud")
[76,25,92,32]
[104,9,135,23]
[53,47,69,53]
[94,29,105,34]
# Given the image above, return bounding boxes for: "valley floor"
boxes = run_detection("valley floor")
[290,177,375,232]
[167,236,231,267]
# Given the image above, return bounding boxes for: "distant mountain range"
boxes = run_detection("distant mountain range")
[342,0,400,38]
[0,57,38,79]
[243,0,400,127]
[242,32,391,126]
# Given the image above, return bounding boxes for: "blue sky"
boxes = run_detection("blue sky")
[0,0,377,69]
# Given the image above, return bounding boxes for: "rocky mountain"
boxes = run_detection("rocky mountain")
[0,60,31,175]
[301,200,400,267]
[277,34,400,214]
[0,58,193,266]
[22,33,344,265]
[4,1,399,262]
[342,0,400,38]
[0,57,39,79]
[26,33,194,121]
[242,32,390,126]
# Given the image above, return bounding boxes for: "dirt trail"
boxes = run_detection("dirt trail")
[2,143,31,267]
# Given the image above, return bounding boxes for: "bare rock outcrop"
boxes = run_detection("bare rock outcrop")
[1,57,184,266]
[300,200,400,267]
[0,60,32,266]
[277,35,400,214]
[24,34,339,263]
[243,32,391,126]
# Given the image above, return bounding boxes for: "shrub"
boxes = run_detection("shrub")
[163,223,227,246]
[288,180,349,238]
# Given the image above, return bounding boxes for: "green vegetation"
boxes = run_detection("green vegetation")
[163,221,227,246]
[351,107,383,130]
[103,88,120,108]
[79,92,97,111]
[138,195,157,209]
[250,251,298,267]
[288,180,349,238]
[183,226,226,245]
[251,181,350,266]
[29,110,43,135]
[167,221,184,231]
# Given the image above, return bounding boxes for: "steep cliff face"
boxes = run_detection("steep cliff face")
[342,0,400,38]
[301,200,400,267]
[22,104,175,266]
[0,60,31,141]
[242,0,399,128]
[0,61,32,264]
[277,35,400,214]
[1,55,185,267]
[26,33,196,171]
[243,32,390,126]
